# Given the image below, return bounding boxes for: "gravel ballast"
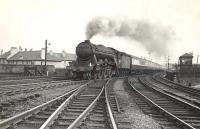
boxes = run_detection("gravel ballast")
[112,78,162,129]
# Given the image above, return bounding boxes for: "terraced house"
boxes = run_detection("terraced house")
[0,47,76,68]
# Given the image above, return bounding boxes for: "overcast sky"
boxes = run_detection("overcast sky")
[0,0,200,64]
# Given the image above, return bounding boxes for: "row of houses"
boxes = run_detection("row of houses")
[0,47,76,68]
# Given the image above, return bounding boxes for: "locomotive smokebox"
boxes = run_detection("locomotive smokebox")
[76,40,93,59]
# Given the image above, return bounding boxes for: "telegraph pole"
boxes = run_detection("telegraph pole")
[44,39,48,75]
[44,39,51,75]
[45,39,47,67]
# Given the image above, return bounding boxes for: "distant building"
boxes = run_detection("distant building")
[0,47,76,68]
[179,53,193,66]
[177,52,200,77]
[52,50,76,67]
[0,47,19,64]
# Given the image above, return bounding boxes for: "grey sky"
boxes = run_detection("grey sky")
[0,0,200,64]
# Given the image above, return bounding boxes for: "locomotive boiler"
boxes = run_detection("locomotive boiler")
[69,40,118,79]
[66,40,162,80]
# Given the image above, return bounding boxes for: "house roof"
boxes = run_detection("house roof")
[8,51,61,61]
[53,52,76,61]
[0,51,11,59]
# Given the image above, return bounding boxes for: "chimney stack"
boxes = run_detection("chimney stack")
[8,47,19,59]
[19,46,23,51]
[62,50,66,57]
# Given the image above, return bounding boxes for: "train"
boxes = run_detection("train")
[66,40,162,79]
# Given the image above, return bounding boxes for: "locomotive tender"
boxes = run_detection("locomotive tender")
[67,40,162,79]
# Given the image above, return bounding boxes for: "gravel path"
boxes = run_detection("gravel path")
[0,82,82,120]
[113,78,162,129]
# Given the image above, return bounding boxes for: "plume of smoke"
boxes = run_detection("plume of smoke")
[86,17,174,57]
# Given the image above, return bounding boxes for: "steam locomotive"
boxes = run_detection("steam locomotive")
[66,40,162,80]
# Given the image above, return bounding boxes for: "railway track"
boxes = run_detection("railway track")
[154,74,200,97]
[0,80,87,96]
[77,92,112,129]
[0,80,88,120]
[0,79,119,129]
[0,77,55,86]
[106,79,132,129]
[0,81,90,129]
[128,76,200,129]
[150,74,200,107]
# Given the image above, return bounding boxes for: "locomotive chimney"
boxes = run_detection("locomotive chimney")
[84,40,90,43]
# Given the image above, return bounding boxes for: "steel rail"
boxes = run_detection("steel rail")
[155,74,200,93]
[39,81,90,129]
[0,77,48,82]
[67,80,107,129]
[0,80,85,87]
[128,77,195,129]
[0,89,76,129]
[0,81,91,129]
[40,79,117,129]
[115,96,121,112]
[67,79,118,129]
[140,77,200,111]
[146,76,200,106]
[0,75,52,81]
[105,80,118,129]
[0,80,87,95]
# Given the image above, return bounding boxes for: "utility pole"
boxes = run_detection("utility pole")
[197,55,199,64]
[45,39,47,68]
[44,39,51,76]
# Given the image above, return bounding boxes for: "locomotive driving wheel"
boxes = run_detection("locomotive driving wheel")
[93,72,97,80]
[82,72,91,80]
[108,69,113,78]
[72,72,77,80]
[102,70,106,79]
[87,72,91,80]
[97,70,103,79]
[82,73,87,80]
